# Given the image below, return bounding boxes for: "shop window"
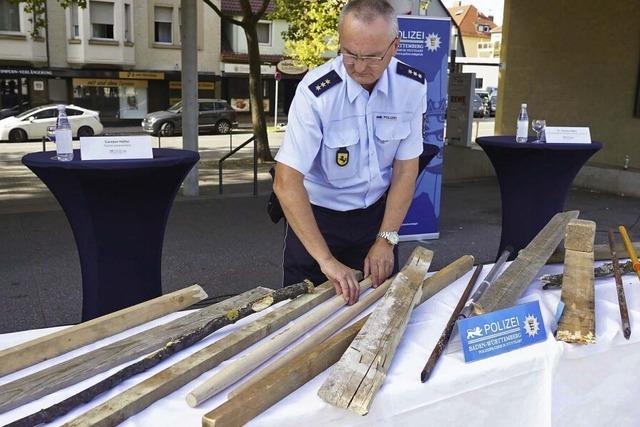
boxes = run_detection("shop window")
[0,0,20,32]
[90,1,114,39]
[154,6,172,44]
[256,21,271,45]
[70,4,80,38]
[124,3,132,42]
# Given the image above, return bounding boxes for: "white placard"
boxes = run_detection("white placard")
[80,135,153,160]
[544,127,592,144]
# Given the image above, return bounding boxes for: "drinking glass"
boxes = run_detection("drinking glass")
[532,119,546,142]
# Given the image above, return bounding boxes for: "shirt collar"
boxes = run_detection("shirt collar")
[336,56,393,103]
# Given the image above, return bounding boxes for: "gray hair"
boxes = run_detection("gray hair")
[339,0,399,40]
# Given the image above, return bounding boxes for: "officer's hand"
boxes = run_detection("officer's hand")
[319,258,360,305]
[364,239,394,287]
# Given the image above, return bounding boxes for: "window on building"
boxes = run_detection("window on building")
[124,3,132,42]
[475,78,483,89]
[70,3,79,38]
[90,1,114,39]
[256,22,271,44]
[154,6,172,43]
[0,0,20,32]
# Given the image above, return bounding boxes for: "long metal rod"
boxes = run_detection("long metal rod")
[607,229,631,339]
[459,246,512,319]
[421,264,483,382]
[218,136,256,194]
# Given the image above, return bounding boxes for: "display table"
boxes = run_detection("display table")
[22,148,199,320]
[476,136,602,259]
[0,261,637,426]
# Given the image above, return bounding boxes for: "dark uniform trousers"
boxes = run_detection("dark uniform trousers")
[282,197,399,287]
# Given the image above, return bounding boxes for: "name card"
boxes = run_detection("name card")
[544,127,592,144]
[80,135,153,160]
[459,300,547,363]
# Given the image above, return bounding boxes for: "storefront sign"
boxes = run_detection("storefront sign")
[72,78,148,88]
[169,81,215,90]
[33,81,45,91]
[223,63,276,75]
[80,135,153,160]
[0,68,53,77]
[276,59,308,75]
[119,71,165,80]
[230,98,269,112]
[459,300,547,363]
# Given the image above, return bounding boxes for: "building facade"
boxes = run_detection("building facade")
[0,0,222,124]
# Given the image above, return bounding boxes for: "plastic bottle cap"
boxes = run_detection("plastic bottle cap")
[521,103,527,107]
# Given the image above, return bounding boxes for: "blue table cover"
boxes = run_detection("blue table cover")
[22,148,200,320]
[476,136,602,259]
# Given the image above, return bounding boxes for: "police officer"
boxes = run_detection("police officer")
[274,0,427,304]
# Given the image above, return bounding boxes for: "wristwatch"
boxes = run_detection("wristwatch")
[377,231,400,246]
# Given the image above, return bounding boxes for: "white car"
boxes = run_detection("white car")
[0,104,103,142]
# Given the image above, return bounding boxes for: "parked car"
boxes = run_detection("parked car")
[472,94,487,118]
[475,90,490,108]
[0,104,103,142]
[142,99,238,137]
[489,93,498,117]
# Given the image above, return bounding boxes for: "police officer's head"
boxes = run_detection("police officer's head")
[339,0,399,91]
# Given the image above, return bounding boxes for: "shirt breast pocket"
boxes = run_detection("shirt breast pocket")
[374,115,412,168]
[321,125,359,186]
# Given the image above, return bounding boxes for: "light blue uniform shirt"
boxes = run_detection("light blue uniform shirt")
[275,56,427,211]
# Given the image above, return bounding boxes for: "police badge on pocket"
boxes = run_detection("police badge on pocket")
[336,147,349,167]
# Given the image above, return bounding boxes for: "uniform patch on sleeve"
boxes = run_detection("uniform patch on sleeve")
[396,62,425,84]
[308,70,343,97]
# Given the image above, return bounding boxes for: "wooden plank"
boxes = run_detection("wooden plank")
[187,276,375,407]
[0,285,207,379]
[203,255,474,427]
[547,241,639,264]
[229,277,393,399]
[63,278,347,427]
[0,286,272,413]
[317,247,433,415]
[474,210,579,314]
[557,220,596,344]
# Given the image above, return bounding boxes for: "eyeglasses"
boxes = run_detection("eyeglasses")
[340,38,397,65]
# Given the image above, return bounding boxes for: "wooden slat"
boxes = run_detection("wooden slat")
[0,286,272,413]
[557,220,596,344]
[0,285,208,379]
[202,255,474,427]
[317,247,433,415]
[63,279,346,427]
[474,211,579,314]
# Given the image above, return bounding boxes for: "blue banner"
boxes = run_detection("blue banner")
[458,300,548,363]
[396,17,450,240]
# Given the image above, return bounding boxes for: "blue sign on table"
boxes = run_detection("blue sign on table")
[459,300,547,363]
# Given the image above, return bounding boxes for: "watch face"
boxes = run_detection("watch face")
[389,232,400,245]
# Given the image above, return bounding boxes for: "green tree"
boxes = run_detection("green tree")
[204,0,273,162]
[10,0,87,38]
[271,0,346,68]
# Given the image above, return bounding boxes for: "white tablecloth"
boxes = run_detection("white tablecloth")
[1,262,639,426]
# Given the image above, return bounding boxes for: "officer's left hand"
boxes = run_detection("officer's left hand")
[364,239,395,287]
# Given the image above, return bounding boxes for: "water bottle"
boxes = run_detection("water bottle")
[55,105,74,161]
[516,103,529,143]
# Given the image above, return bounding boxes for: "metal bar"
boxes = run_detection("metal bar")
[218,136,256,195]
[608,229,631,339]
[253,136,258,196]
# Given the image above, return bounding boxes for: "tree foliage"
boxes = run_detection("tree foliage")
[10,0,87,38]
[271,0,346,68]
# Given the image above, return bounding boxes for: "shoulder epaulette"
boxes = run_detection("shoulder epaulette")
[396,62,425,84]
[308,70,342,97]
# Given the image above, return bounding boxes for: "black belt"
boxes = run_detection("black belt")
[312,195,386,216]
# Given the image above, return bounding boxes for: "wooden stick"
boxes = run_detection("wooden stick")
[202,255,474,427]
[608,230,631,339]
[7,281,315,427]
[63,276,351,427]
[317,247,433,415]
[618,225,640,282]
[474,211,579,314]
[541,260,634,289]
[0,285,207,379]
[556,220,596,344]
[0,286,274,413]
[186,277,375,407]
[421,264,482,382]
[229,276,394,399]
[547,241,640,264]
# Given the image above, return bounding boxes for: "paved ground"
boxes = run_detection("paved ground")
[0,124,637,333]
